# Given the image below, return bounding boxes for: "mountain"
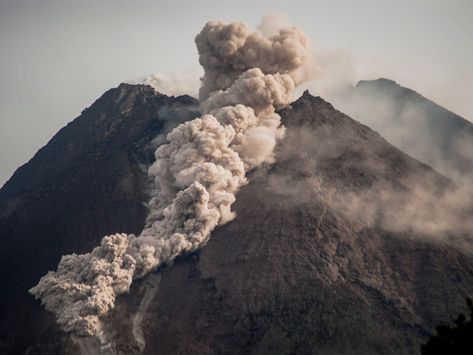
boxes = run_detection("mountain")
[1,85,473,354]
[0,84,200,354]
[330,78,473,187]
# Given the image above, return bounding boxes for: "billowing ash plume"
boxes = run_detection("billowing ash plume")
[196,20,309,101]
[29,20,310,336]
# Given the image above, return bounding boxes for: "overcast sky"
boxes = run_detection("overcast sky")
[1,0,472,187]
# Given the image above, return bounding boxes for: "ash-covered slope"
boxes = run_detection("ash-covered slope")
[116,91,473,355]
[0,83,199,354]
[332,78,473,186]
[1,85,473,355]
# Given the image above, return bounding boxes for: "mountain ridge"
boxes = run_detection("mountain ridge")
[1,83,473,354]
[332,78,473,187]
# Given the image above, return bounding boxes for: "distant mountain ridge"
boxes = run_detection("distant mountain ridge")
[0,84,473,354]
[332,78,473,187]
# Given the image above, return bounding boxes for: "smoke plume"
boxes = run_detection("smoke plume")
[29,20,310,336]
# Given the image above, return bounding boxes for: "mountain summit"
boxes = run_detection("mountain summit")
[1,84,473,354]
[332,78,473,187]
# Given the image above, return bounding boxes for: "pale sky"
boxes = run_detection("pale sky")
[1,0,472,187]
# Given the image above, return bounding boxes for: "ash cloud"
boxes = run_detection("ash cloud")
[30,19,311,336]
[195,19,311,101]
[149,101,201,148]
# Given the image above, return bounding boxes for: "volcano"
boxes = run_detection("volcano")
[1,84,473,355]
[332,78,473,187]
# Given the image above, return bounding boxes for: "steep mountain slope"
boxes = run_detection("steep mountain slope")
[125,92,473,355]
[0,84,200,354]
[331,78,473,186]
[1,85,473,355]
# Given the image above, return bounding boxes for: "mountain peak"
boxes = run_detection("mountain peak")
[297,89,331,105]
[338,77,473,186]
[357,77,399,88]
[292,90,335,111]
[281,91,346,128]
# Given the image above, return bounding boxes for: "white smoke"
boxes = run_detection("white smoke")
[144,68,202,97]
[29,20,310,337]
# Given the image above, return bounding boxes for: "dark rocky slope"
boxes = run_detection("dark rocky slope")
[1,86,473,354]
[129,92,473,355]
[0,84,199,354]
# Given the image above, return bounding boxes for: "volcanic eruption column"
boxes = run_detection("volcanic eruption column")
[30,20,310,336]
